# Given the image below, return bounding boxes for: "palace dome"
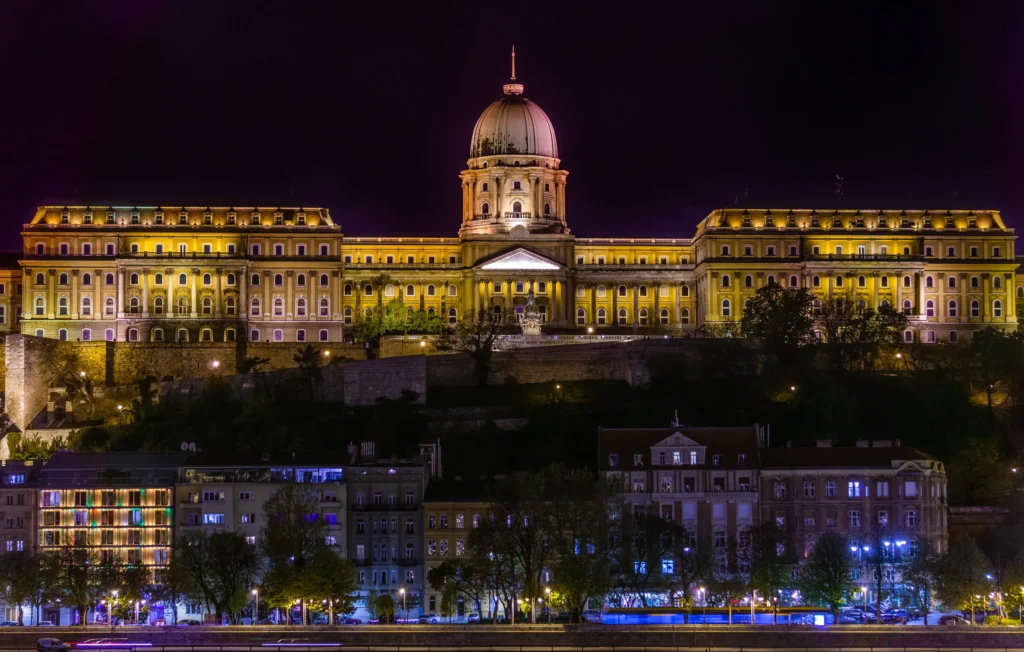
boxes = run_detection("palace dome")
[469,83,558,159]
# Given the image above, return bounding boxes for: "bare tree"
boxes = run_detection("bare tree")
[436,310,517,385]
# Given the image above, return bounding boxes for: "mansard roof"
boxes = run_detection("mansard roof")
[598,426,761,472]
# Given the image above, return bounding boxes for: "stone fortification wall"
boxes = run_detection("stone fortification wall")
[343,355,426,406]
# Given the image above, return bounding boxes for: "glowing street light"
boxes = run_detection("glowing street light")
[211,360,220,368]
[399,588,406,624]
[79,371,86,377]
[252,589,258,623]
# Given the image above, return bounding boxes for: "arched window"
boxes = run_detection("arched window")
[681,285,689,297]
[385,284,395,297]
[177,296,188,315]
[544,203,551,215]
[343,283,353,296]
[857,299,867,311]
[176,328,188,342]
[515,281,525,293]
[34,297,44,316]
[597,285,607,298]
[512,201,522,214]
[151,328,164,342]
[406,284,415,297]
[223,296,234,315]
[57,297,68,316]
[251,297,261,316]
[343,307,353,324]
[660,308,669,324]
[994,276,1003,289]
[296,274,306,287]
[105,297,115,315]
[660,285,669,298]
[812,275,820,287]
[492,305,503,320]
[721,299,731,317]
[364,284,373,296]
[318,274,328,287]
[81,297,92,316]
[129,272,139,285]
[881,275,889,288]
[1018,286,1024,299]
[202,297,212,315]
[721,275,730,288]
[200,328,213,342]
[680,308,690,324]
[858,275,866,288]
[744,275,753,288]
[296,329,306,342]
[812,299,822,315]
[251,273,260,286]
[179,273,188,286]
[481,202,490,215]
[105,328,114,342]
[597,308,607,324]
[427,307,435,315]
[789,275,798,288]
[320,298,330,317]
[767,275,776,287]
[153,273,162,285]
[948,276,956,288]
[971,276,979,288]
[638,308,648,325]
[427,284,436,297]
[835,298,845,311]
[81,328,91,341]
[576,308,586,325]
[993,300,1003,318]
[226,273,235,285]
[203,273,211,286]
[34,272,44,286]
[639,285,648,297]
[903,299,913,316]
[128,297,139,314]
[835,275,844,288]
[948,300,958,317]
[273,298,284,316]
[35,243,44,255]
[880,299,890,308]
[447,307,458,323]
[33,329,43,337]
[448,284,457,296]
[127,328,138,342]
[903,275,912,288]
[971,300,980,317]
[274,274,283,286]
[925,300,934,317]
[949,330,958,344]
[296,297,306,316]
[925,275,934,289]
[105,273,114,285]
[617,308,628,324]
[154,296,164,315]
[59,273,69,285]
[82,273,92,286]
[618,285,627,297]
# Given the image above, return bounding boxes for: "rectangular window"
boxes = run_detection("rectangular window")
[848,481,861,498]
[905,480,919,497]
[203,514,225,525]
[905,510,918,527]
[773,482,786,499]
[849,510,860,528]
[803,481,815,498]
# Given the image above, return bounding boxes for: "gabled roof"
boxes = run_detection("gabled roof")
[475,247,562,271]
[760,446,937,470]
[598,426,760,472]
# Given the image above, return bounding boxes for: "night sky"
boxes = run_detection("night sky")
[1,2,1022,248]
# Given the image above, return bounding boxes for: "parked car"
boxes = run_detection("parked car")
[37,639,70,652]
[0,621,21,626]
[177,619,202,626]
[417,614,439,624]
[340,617,362,625]
[311,615,329,625]
[939,614,970,627]
[466,613,481,623]
[581,610,602,623]
[36,621,55,627]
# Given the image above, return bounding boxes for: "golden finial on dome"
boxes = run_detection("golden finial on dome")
[511,45,516,80]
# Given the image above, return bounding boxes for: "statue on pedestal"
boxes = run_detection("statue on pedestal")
[520,288,543,336]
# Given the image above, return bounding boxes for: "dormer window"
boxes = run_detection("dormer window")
[689,451,697,465]
[297,212,306,225]
[712,454,721,466]
[130,211,140,225]
[742,213,751,227]
[275,213,284,225]
[83,211,93,225]
[633,453,644,467]
[227,212,236,225]
[608,454,619,469]
[178,212,188,225]
[738,453,747,466]
[203,212,212,225]
[154,212,164,225]
[811,215,819,227]
[250,212,260,225]
[107,211,116,224]
[672,451,681,465]
[61,210,70,224]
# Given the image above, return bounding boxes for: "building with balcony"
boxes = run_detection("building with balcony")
[345,442,437,622]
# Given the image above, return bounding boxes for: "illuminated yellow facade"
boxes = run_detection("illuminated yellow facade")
[14,75,1020,344]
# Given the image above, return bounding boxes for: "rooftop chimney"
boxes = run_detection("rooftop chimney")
[816,440,832,448]
[855,441,869,448]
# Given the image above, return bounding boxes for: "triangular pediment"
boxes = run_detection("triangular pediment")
[653,431,704,448]
[476,247,562,271]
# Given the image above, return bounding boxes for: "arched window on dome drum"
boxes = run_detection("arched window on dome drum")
[512,201,522,214]
[576,308,586,325]
[544,203,551,216]
[597,308,606,324]
[481,202,490,215]
[660,308,669,324]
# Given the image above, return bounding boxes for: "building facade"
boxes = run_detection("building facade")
[10,69,1020,347]
[422,479,489,620]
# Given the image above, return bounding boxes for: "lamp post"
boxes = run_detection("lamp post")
[399,588,406,624]
[545,588,551,624]
[252,589,258,624]
[861,585,867,611]
[750,589,756,624]
[111,590,119,631]
[698,586,706,623]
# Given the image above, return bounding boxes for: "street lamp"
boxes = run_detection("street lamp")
[252,589,258,624]
[399,588,406,624]
[110,590,119,630]
[698,586,706,623]
[211,360,220,369]
[861,586,867,610]
[545,588,551,624]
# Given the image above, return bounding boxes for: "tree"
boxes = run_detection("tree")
[466,526,518,622]
[43,543,101,626]
[436,311,517,385]
[800,532,853,620]
[303,547,359,622]
[427,559,488,620]
[739,523,791,624]
[902,542,941,625]
[374,593,396,624]
[176,531,261,624]
[818,300,908,371]
[0,551,41,625]
[946,438,1012,505]
[936,532,990,624]
[152,551,202,625]
[608,510,684,607]
[740,285,814,358]
[293,344,325,400]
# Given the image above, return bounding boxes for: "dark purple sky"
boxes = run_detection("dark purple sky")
[1,2,1022,247]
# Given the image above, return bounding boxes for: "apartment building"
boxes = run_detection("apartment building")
[422,479,489,620]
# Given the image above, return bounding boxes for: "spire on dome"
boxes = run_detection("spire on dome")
[503,45,524,95]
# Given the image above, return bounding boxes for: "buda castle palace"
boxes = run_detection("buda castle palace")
[5,65,1022,349]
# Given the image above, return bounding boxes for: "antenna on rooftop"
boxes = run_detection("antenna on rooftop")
[670,410,681,428]
[511,45,516,80]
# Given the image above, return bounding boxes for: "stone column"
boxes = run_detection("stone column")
[489,178,498,218]
[141,269,149,317]
[632,282,639,327]
[191,268,199,318]
[674,285,681,330]
[215,268,223,317]
[263,271,270,320]
[286,271,294,318]
[116,269,125,318]
[333,271,341,319]
[590,285,596,326]
[937,273,944,322]
[916,271,924,316]
[653,280,660,319]
[71,270,80,320]
[871,272,879,309]
[1005,274,1014,323]
[47,270,56,319]
[982,273,990,319]
[472,278,480,317]
[506,278,513,313]
[896,272,903,312]
[94,269,101,320]
[612,284,618,324]
[240,268,248,316]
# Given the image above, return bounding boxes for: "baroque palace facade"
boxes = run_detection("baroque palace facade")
[7,74,1022,345]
